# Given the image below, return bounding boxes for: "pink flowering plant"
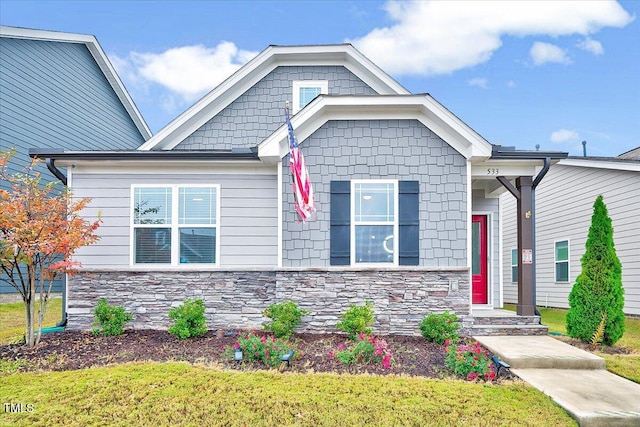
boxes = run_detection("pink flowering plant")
[444,339,496,381]
[225,331,292,368]
[329,332,393,369]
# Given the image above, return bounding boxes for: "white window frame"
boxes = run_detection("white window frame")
[292,80,328,113]
[554,239,570,283]
[350,179,399,266]
[130,184,221,267]
[511,248,518,283]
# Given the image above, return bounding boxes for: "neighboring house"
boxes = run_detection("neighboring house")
[0,26,151,298]
[33,44,565,335]
[502,151,640,315]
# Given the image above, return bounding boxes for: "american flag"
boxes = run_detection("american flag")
[286,108,315,222]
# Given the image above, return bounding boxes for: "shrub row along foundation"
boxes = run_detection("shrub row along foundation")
[67,268,471,336]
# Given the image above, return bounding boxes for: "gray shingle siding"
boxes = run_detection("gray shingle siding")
[175,66,378,150]
[282,119,467,267]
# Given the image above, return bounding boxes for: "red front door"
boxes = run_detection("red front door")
[472,215,488,304]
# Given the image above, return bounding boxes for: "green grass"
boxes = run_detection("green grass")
[504,304,640,383]
[0,362,576,427]
[0,297,62,344]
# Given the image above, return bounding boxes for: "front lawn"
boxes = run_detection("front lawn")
[504,304,640,383]
[0,297,62,343]
[0,361,576,427]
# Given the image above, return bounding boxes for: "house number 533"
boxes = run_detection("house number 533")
[487,168,499,175]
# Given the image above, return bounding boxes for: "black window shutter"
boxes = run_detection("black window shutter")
[330,181,350,265]
[399,181,420,265]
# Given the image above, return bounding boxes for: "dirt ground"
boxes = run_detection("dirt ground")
[0,329,456,377]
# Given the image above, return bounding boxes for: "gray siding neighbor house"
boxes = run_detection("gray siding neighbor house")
[33,44,566,336]
[502,153,640,315]
[0,26,151,297]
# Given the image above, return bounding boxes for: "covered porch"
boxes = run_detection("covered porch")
[469,146,567,335]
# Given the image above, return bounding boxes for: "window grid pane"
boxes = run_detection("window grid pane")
[134,228,171,264]
[556,262,569,282]
[180,228,216,264]
[134,187,172,224]
[555,240,568,261]
[355,183,395,222]
[179,187,216,225]
[355,225,394,263]
[511,249,518,283]
[299,87,321,109]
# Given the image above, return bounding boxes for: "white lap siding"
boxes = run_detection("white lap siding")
[70,171,278,268]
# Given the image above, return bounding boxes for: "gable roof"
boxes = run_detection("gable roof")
[258,94,494,162]
[0,25,151,141]
[618,146,640,160]
[137,44,410,151]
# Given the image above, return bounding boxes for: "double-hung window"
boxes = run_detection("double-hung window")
[511,248,518,283]
[132,185,219,266]
[292,80,328,113]
[330,180,418,266]
[351,180,398,264]
[555,240,569,282]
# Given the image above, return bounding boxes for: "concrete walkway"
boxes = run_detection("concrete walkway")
[475,335,640,427]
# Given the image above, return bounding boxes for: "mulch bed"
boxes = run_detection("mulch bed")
[0,330,455,378]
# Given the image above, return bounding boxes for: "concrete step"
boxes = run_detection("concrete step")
[513,369,640,427]
[470,324,548,337]
[475,335,605,369]
[473,315,541,326]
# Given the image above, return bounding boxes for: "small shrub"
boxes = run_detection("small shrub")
[262,301,310,339]
[329,332,393,369]
[168,298,208,339]
[419,311,460,345]
[444,339,496,382]
[92,298,133,336]
[226,331,293,368]
[335,301,375,340]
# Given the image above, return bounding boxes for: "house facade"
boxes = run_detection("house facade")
[502,153,640,316]
[34,44,563,335]
[0,26,151,298]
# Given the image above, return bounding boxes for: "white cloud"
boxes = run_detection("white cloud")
[113,42,258,103]
[530,42,571,66]
[467,78,488,89]
[550,129,580,143]
[349,0,632,75]
[506,80,517,88]
[577,37,604,55]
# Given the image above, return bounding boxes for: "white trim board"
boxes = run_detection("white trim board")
[258,94,493,162]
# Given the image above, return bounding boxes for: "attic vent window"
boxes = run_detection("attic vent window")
[292,80,328,113]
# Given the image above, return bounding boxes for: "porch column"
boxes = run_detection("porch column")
[515,176,535,316]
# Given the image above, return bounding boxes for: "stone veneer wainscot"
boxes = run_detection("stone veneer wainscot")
[67,267,471,336]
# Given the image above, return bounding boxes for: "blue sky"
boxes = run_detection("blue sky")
[1,0,638,157]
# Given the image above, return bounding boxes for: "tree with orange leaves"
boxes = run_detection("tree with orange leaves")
[0,150,101,346]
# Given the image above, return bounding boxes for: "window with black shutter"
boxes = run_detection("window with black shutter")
[330,180,419,266]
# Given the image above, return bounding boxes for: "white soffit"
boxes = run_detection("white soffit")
[0,25,152,140]
[137,44,410,151]
[257,94,493,161]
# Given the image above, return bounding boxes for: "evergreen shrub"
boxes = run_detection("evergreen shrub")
[566,195,625,345]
